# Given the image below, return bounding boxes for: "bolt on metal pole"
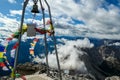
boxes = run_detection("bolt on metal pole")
[39,0,50,75]
[12,0,29,80]
[44,0,62,80]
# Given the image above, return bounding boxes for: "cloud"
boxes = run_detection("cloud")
[109,42,120,46]
[0,13,19,26]
[33,38,94,73]
[9,10,22,16]
[44,0,120,39]
[8,0,16,4]
[0,13,19,38]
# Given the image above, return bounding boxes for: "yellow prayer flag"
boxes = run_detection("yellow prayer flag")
[11,69,15,78]
[30,43,35,46]
[0,52,4,58]
[3,56,7,59]
[50,24,54,30]
[22,24,28,30]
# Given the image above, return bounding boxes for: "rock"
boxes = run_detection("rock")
[77,74,96,80]
[99,45,120,61]
[17,62,47,76]
[105,76,120,80]
[98,45,120,75]
[81,47,103,66]
[80,54,106,80]
[16,74,53,80]
[82,45,120,78]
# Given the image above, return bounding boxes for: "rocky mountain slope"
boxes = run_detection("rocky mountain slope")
[14,44,120,80]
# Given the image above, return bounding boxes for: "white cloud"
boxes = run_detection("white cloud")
[109,42,120,46]
[0,13,19,38]
[0,13,19,27]
[8,0,16,4]
[33,38,94,73]
[44,0,120,39]
[9,10,22,16]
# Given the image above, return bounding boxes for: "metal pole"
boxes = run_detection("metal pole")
[39,0,50,75]
[12,0,29,80]
[44,0,62,80]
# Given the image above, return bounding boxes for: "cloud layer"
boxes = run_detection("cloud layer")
[33,38,94,73]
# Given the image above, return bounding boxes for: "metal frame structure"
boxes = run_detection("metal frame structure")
[12,0,62,80]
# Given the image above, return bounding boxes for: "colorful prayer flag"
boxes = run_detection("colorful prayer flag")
[0,52,4,58]
[2,66,9,71]
[11,49,16,58]
[0,58,4,62]
[0,62,5,67]
[0,46,5,52]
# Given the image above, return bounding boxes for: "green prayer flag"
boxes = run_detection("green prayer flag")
[0,58,4,62]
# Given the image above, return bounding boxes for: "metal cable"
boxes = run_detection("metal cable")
[32,13,35,23]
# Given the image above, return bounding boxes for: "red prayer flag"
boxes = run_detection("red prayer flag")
[33,38,39,42]
[0,62,5,67]
[6,37,13,41]
[21,76,26,80]
[34,28,46,34]
[12,42,19,49]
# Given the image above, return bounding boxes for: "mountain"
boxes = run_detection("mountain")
[1,36,120,64]
[0,36,120,79]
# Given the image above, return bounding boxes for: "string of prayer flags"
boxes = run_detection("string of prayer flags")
[34,28,47,34]
[29,38,39,57]
[0,52,9,71]
[0,23,28,76]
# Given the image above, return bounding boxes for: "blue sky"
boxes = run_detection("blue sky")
[0,0,120,39]
[0,0,22,18]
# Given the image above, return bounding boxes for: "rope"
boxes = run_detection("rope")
[0,23,28,78]
[32,13,36,23]
[44,0,62,80]
[39,0,50,75]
